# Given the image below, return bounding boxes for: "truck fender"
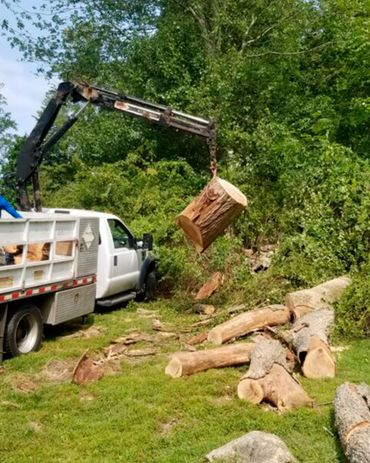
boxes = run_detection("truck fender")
[138,255,156,291]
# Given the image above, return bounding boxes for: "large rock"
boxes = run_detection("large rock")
[206,431,297,463]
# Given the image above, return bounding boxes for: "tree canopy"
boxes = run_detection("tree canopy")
[1,0,369,332]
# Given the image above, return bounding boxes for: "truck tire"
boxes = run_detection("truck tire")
[5,305,43,357]
[138,270,157,302]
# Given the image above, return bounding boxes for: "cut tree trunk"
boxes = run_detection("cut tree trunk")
[176,176,247,253]
[285,276,351,321]
[208,305,290,345]
[237,340,312,410]
[334,382,370,463]
[165,343,254,378]
[288,308,336,378]
[205,431,298,463]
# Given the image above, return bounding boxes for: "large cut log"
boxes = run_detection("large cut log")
[165,343,254,378]
[176,176,247,253]
[237,340,312,410]
[208,304,289,345]
[286,276,351,321]
[206,431,297,463]
[334,382,370,463]
[287,308,336,378]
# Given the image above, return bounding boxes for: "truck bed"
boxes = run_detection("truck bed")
[0,214,99,297]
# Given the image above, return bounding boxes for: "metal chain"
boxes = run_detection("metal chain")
[208,123,218,177]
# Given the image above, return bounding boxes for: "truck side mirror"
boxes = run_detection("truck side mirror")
[142,233,153,251]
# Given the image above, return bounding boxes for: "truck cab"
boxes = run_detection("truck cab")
[42,208,156,305]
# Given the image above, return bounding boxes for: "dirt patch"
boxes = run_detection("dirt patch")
[6,374,39,393]
[28,421,42,433]
[58,325,106,341]
[40,358,76,382]
[159,417,179,436]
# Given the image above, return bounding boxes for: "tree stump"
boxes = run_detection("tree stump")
[287,308,336,378]
[285,276,351,321]
[165,343,254,378]
[205,431,298,463]
[176,176,247,253]
[237,340,312,410]
[334,382,370,463]
[208,305,290,345]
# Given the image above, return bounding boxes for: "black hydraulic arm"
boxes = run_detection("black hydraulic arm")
[16,81,216,211]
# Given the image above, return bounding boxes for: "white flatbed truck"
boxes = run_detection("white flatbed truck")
[0,80,216,359]
[0,209,155,359]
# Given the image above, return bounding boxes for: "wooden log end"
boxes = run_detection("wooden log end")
[207,330,223,345]
[176,215,204,252]
[165,356,182,378]
[302,338,336,379]
[217,178,248,208]
[237,378,264,404]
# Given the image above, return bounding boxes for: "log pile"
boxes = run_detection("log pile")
[165,275,351,412]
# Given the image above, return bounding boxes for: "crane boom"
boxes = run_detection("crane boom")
[16,81,216,211]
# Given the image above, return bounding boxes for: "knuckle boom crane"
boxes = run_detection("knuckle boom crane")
[16,81,217,211]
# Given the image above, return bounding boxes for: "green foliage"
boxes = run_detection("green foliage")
[336,259,370,337]
[1,0,370,333]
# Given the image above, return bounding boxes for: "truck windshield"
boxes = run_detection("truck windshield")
[108,219,131,249]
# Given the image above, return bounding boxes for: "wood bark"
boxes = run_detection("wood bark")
[237,340,313,410]
[176,176,247,253]
[334,382,370,463]
[288,308,336,378]
[206,431,298,463]
[165,343,254,378]
[208,304,290,345]
[285,276,351,321]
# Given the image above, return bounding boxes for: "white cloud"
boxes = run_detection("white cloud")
[0,54,56,135]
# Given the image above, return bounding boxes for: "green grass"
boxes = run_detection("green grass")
[0,300,369,463]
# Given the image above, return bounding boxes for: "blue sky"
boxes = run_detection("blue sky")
[0,1,55,135]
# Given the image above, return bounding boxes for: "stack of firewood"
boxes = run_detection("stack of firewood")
[165,276,351,412]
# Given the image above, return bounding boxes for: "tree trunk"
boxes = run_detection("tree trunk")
[205,431,298,463]
[176,176,247,253]
[237,339,313,410]
[288,308,336,378]
[238,364,313,410]
[334,382,370,463]
[285,276,351,321]
[165,343,254,378]
[208,305,289,345]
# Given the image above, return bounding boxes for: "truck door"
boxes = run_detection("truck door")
[107,219,140,295]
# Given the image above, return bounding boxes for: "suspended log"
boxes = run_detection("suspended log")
[165,343,254,378]
[206,431,298,463]
[208,304,289,345]
[176,176,247,253]
[286,276,351,321]
[237,339,312,410]
[288,308,336,378]
[334,382,370,463]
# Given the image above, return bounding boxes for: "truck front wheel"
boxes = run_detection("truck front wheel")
[5,305,43,357]
[144,270,157,301]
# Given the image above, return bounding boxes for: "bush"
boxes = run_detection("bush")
[335,260,370,337]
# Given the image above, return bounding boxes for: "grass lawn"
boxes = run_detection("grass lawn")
[0,300,369,462]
